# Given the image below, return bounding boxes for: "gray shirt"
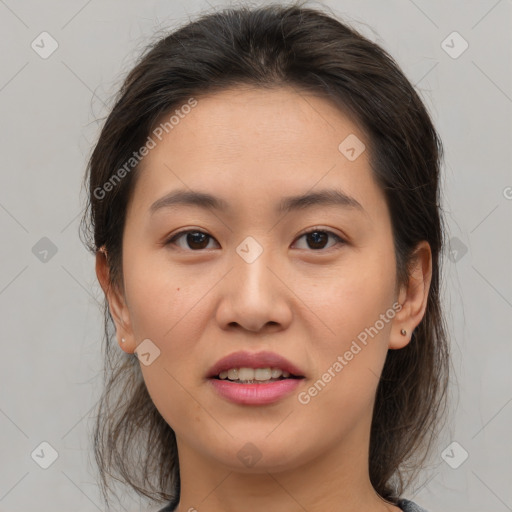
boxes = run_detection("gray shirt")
[158,498,428,511]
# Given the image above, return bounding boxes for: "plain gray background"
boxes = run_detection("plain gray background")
[0,0,511,511]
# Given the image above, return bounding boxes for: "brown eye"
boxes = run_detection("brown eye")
[166,230,218,250]
[293,229,345,251]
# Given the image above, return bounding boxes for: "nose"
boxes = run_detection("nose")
[214,243,293,334]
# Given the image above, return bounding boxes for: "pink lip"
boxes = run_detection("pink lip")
[209,378,302,405]
[206,350,305,379]
[206,350,305,406]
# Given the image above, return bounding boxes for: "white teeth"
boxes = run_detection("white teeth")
[255,368,271,381]
[238,367,255,381]
[217,367,292,381]
[271,368,281,378]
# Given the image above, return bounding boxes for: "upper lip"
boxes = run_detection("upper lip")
[207,350,305,378]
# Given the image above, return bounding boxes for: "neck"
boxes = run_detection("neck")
[173,423,400,512]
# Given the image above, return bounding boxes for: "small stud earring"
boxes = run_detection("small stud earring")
[121,338,126,343]
[400,329,407,336]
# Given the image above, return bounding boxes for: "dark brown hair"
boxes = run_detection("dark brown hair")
[80,2,449,509]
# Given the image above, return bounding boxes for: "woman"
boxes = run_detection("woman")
[81,3,449,511]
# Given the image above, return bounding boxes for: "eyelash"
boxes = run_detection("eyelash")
[164,228,346,252]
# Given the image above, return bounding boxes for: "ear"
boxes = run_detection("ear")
[95,249,136,354]
[389,241,432,350]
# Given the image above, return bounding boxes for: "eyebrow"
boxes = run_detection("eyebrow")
[149,188,364,216]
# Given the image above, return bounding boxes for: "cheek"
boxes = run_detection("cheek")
[121,252,214,387]
[295,247,396,343]
[123,248,203,340]
[125,266,209,428]
[295,247,396,401]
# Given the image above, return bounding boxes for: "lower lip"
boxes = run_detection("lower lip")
[208,378,303,405]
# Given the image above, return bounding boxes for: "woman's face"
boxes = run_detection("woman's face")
[102,85,418,473]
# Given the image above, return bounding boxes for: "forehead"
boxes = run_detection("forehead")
[128,85,383,219]
[150,85,364,160]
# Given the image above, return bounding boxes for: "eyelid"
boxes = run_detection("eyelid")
[292,227,346,251]
[295,226,347,243]
[164,228,219,250]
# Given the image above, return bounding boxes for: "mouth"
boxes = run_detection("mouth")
[210,366,305,384]
[207,350,306,381]
[206,351,306,405]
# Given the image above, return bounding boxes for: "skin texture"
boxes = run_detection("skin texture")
[96,86,432,512]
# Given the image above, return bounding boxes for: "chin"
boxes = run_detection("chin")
[209,435,308,473]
